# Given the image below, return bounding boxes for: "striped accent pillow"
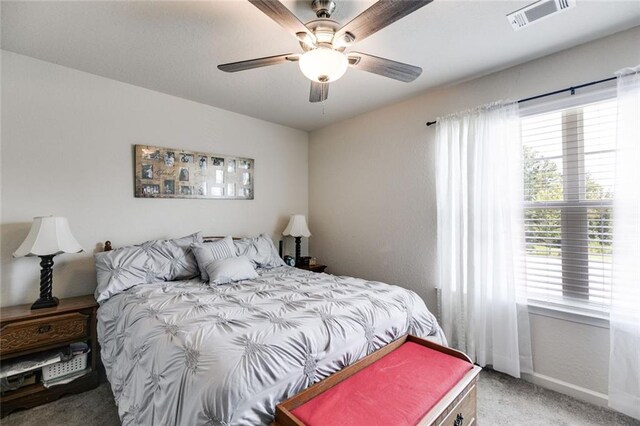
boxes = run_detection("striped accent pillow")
[191,236,237,281]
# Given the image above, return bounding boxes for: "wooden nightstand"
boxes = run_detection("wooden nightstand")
[297,264,327,273]
[0,295,100,417]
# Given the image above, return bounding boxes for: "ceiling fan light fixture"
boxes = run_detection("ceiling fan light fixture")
[299,47,348,83]
[221,0,432,102]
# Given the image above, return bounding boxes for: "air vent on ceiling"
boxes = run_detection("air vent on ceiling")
[507,0,576,31]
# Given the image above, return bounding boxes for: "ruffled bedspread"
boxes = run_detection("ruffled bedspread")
[97,266,445,425]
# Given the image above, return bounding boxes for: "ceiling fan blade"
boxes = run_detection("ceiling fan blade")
[335,0,433,45]
[248,0,315,44]
[348,52,422,82]
[310,81,329,103]
[218,53,299,73]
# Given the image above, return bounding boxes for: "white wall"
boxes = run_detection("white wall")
[527,314,610,398]
[309,27,640,401]
[0,50,309,307]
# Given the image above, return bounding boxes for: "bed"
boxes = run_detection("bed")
[96,237,445,426]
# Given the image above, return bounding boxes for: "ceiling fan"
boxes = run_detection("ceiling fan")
[218,0,433,103]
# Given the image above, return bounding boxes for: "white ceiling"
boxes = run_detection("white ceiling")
[2,1,639,131]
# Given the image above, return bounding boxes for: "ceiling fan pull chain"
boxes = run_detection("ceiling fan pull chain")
[321,86,326,115]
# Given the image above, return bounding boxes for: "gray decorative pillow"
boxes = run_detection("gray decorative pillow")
[95,246,151,303]
[191,236,236,281]
[205,255,258,285]
[234,234,286,268]
[147,232,202,281]
[94,232,203,302]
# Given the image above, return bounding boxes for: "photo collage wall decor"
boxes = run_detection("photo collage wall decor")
[134,145,254,199]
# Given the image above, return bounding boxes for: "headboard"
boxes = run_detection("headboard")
[103,236,242,252]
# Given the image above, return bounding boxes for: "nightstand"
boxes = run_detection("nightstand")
[297,264,327,273]
[0,295,100,417]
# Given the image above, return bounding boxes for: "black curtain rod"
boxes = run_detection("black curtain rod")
[425,76,617,127]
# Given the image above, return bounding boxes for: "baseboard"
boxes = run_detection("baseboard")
[521,372,609,407]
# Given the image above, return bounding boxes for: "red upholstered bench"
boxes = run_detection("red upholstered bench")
[273,335,481,426]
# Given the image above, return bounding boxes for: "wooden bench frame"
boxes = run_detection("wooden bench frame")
[272,335,482,426]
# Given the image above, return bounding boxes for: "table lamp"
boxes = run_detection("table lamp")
[282,214,311,266]
[13,216,84,309]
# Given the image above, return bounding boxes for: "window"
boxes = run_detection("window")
[521,96,617,315]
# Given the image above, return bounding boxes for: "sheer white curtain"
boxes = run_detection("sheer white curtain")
[609,66,640,420]
[435,101,532,378]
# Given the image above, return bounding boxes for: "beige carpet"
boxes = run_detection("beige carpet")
[3,369,638,425]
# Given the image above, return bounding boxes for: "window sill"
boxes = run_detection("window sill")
[527,301,610,329]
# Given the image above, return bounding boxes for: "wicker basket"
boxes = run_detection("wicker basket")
[42,353,88,381]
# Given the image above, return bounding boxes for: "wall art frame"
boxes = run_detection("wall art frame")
[134,144,254,200]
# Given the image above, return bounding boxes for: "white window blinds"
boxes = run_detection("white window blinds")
[522,97,617,315]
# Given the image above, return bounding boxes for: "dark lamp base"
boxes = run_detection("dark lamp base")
[31,296,59,310]
[31,254,59,310]
[294,236,302,266]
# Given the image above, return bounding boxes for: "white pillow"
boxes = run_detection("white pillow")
[191,236,236,281]
[205,255,258,285]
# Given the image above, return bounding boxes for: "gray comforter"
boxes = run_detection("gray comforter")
[97,266,445,426]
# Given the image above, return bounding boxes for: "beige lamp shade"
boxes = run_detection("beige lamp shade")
[13,216,84,257]
[282,214,311,238]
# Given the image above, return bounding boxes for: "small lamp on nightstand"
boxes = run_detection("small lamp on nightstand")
[283,214,311,267]
[13,216,84,310]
